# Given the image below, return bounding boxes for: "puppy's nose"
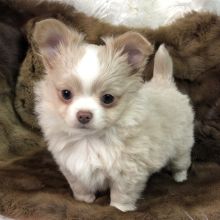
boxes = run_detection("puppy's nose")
[77,111,93,124]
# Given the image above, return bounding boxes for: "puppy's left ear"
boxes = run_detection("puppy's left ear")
[113,32,153,70]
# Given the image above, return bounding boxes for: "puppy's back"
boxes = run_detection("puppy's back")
[135,44,194,145]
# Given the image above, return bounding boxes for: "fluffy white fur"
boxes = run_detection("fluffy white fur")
[46,0,220,28]
[33,19,194,212]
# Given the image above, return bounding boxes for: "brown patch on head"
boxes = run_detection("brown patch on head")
[90,32,153,110]
[52,71,83,97]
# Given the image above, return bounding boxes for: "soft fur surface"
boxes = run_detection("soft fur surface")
[1,150,220,219]
[0,0,219,218]
[48,0,220,28]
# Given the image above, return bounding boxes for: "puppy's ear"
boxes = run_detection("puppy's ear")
[33,18,81,69]
[113,32,153,70]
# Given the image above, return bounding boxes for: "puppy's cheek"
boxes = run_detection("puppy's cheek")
[105,103,125,124]
[106,107,118,121]
[64,106,78,128]
[92,108,106,129]
[105,112,117,124]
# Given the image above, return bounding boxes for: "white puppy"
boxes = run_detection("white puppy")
[33,19,194,212]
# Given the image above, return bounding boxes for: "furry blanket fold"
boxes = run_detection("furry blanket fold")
[1,150,220,219]
[0,0,220,219]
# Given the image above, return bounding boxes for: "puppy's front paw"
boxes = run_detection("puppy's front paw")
[110,202,136,212]
[74,193,96,203]
[173,170,187,182]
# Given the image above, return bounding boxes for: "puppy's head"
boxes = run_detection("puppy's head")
[33,19,153,132]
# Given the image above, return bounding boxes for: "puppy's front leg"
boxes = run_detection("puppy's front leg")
[71,180,96,203]
[110,172,148,212]
[60,167,96,203]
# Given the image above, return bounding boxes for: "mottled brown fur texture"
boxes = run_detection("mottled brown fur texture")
[0,0,220,219]
[1,150,220,220]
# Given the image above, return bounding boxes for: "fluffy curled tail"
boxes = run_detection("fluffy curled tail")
[151,44,174,84]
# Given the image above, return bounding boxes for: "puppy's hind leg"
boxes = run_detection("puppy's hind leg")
[170,151,192,183]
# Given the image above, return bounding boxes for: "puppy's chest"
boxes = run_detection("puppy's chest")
[54,136,121,176]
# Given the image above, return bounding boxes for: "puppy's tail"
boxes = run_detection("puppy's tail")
[151,44,174,85]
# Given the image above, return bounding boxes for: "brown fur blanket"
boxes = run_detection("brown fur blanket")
[0,0,220,219]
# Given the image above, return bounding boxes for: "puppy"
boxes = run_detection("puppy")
[33,19,194,212]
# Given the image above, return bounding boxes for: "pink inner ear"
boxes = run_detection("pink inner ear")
[45,32,65,50]
[123,45,143,67]
[39,33,64,69]
[42,33,66,65]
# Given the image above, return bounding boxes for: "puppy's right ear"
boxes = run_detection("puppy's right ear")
[33,19,81,69]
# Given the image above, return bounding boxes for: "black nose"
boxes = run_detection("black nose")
[77,111,93,124]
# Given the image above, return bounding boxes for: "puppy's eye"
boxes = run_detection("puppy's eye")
[101,94,115,106]
[61,90,73,101]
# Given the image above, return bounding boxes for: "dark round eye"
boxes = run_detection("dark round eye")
[61,90,72,101]
[101,94,115,105]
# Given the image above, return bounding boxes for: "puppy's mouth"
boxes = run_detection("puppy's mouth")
[74,122,101,132]
[77,124,92,130]
[78,125,88,129]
